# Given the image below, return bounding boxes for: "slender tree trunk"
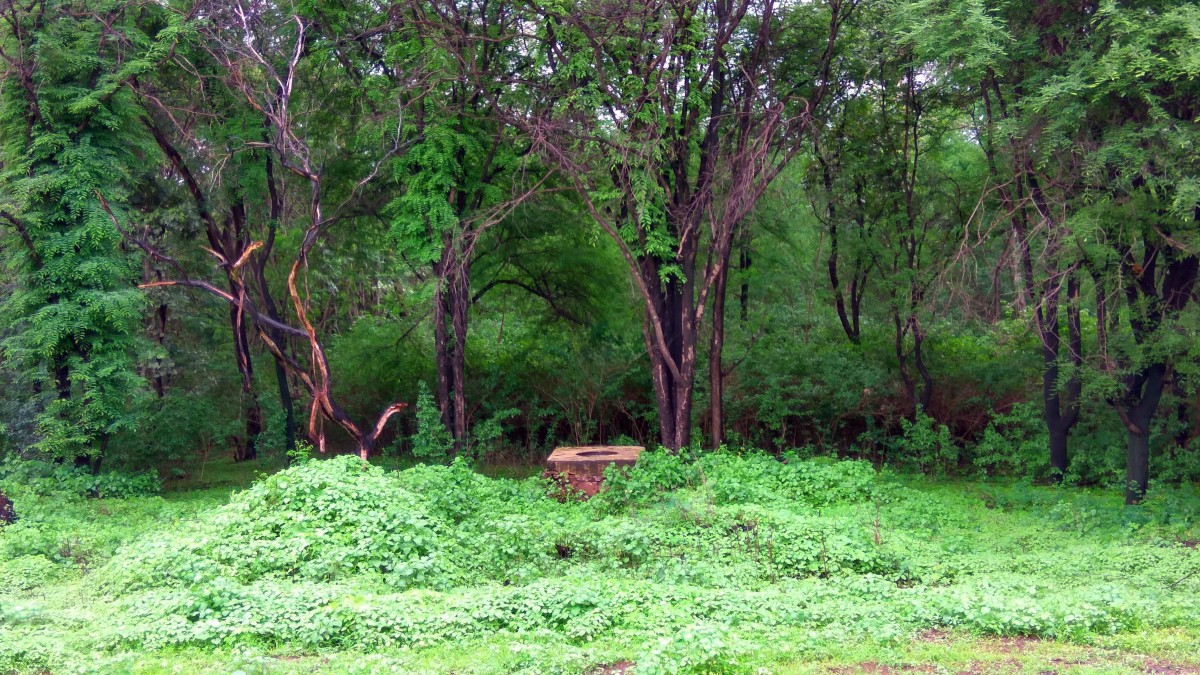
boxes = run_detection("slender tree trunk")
[433,234,455,439]
[450,263,470,446]
[738,234,751,323]
[643,266,698,451]
[911,315,933,411]
[709,259,730,448]
[1039,283,1065,478]
[820,154,860,344]
[893,306,917,417]
[145,253,169,398]
[258,153,296,454]
[228,302,261,462]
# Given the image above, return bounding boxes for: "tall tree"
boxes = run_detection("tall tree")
[1035,0,1200,501]
[392,0,547,449]
[0,0,178,464]
[134,0,410,459]
[523,0,856,449]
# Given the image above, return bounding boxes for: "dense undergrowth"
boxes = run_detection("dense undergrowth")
[2,452,1200,673]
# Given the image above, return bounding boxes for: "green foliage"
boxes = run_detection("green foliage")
[411,381,453,462]
[887,408,960,475]
[130,456,441,589]
[2,452,1199,672]
[974,402,1049,477]
[0,0,172,460]
[0,456,160,500]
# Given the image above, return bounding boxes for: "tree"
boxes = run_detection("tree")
[0,0,179,465]
[134,0,411,459]
[522,0,856,450]
[391,0,548,449]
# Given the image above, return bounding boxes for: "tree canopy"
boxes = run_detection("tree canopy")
[1,0,1199,505]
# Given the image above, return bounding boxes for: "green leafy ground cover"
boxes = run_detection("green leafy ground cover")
[2,453,1199,674]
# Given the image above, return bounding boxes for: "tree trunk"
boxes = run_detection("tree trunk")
[1124,363,1166,504]
[257,155,296,454]
[643,266,699,451]
[911,315,933,411]
[433,234,470,450]
[1048,425,1069,480]
[709,260,730,449]
[821,154,860,345]
[228,302,261,462]
[738,234,751,323]
[450,263,470,447]
[1039,282,1065,478]
[1125,427,1151,505]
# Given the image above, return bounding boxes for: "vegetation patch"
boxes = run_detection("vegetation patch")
[2,453,1200,673]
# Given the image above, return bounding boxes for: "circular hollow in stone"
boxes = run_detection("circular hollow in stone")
[577,450,619,457]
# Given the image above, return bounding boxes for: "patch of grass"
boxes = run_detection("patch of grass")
[2,450,1199,673]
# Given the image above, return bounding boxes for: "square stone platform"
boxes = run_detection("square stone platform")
[544,445,643,497]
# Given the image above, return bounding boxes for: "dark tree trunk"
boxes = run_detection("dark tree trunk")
[257,152,296,454]
[1118,251,1198,504]
[911,316,933,411]
[893,307,916,415]
[228,301,261,462]
[433,233,470,450]
[1038,281,1066,478]
[820,153,860,345]
[451,265,469,447]
[709,257,730,449]
[738,233,751,323]
[643,252,699,451]
[1124,363,1165,504]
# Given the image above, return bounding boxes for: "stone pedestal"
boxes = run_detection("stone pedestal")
[544,445,643,497]
[0,490,14,524]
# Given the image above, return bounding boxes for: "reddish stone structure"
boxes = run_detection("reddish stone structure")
[0,490,14,524]
[544,445,643,497]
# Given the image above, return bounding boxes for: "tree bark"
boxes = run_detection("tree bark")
[1124,363,1165,504]
[433,233,470,449]
[257,147,296,454]
[709,257,730,448]
[228,300,261,462]
[738,233,751,323]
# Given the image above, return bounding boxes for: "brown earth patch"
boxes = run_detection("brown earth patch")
[590,661,634,674]
[1145,659,1200,674]
[917,628,949,643]
[830,663,937,674]
[991,637,1042,654]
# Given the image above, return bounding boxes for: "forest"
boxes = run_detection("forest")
[1,0,1199,673]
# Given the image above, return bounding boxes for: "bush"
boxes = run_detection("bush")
[597,448,704,510]
[0,456,160,500]
[197,455,443,586]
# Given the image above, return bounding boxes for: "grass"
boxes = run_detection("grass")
[2,450,1199,674]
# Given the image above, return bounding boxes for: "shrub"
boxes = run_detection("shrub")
[411,381,454,463]
[597,448,704,510]
[0,456,160,499]
[200,455,443,586]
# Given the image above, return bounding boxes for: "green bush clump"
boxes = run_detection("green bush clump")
[597,449,705,509]
[0,456,160,500]
[597,448,879,511]
[0,554,59,592]
[197,455,443,586]
[700,451,878,507]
